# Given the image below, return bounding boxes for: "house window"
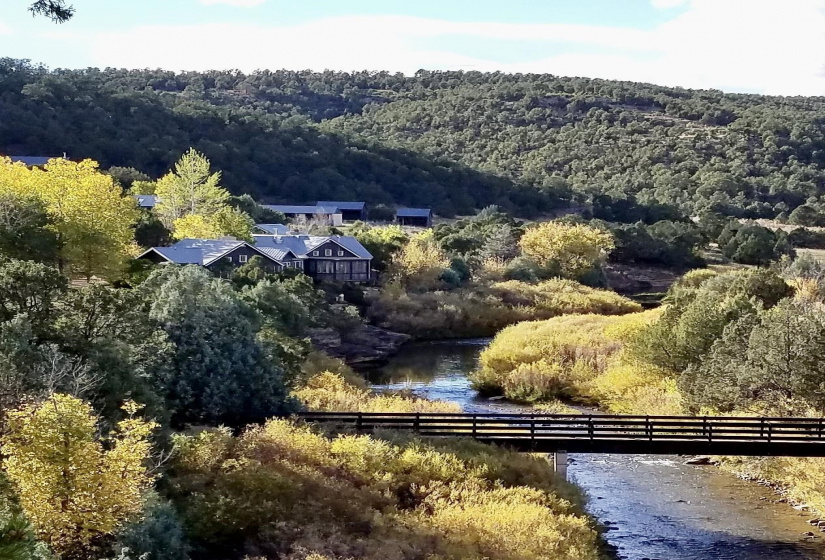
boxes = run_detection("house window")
[352,261,368,273]
[318,261,334,273]
[238,254,248,263]
[325,249,332,256]
[295,261,304,269]
[285,262,292,268]
[337,250,345,256]
[313,251,319,256]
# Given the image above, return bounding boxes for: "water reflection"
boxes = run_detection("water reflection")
[370,340,825,560]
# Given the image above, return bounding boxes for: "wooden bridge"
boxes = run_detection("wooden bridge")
[297,411,825,457]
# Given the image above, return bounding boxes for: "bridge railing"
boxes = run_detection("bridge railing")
[296,412,825,443]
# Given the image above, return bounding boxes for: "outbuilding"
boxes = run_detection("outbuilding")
[395,208,432,228]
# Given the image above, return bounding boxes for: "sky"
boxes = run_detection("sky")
[2,0,825,96]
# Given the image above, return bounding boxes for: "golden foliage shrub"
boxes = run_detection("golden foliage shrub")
[169,419,601,560]
[292,371,460,413]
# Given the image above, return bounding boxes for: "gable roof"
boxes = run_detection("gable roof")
[263,205,340,215]
[145,238,245,266]
[396,207,432,218]
[252,234,373,259]
[9,156,55,166]
[140,238,281,267]
[135,194,157,208]
[254,223,290,235]
[317,201,365,211]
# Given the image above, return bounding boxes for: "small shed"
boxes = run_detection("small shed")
[395,208,432,228]
[317,201,367,222]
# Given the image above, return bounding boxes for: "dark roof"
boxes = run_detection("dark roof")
[140,234,373,266]
[9,156,55,166]
[253,223,290,235]
[317,201,365,211]
[135,194,157,208]
[396,208,432,218]
[141,238,245,266]
[253,234,373,259]
[264,204,340,215]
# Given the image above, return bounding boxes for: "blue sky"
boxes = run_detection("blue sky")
[2,0,825,95]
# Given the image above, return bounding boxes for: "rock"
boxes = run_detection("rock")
[794,504,809,511]
[803,531,816,537]
[809,518,821,525]
[308,325,411,366]
[684,456,712,465]
[487,396,506,401]
[816,520,825,528]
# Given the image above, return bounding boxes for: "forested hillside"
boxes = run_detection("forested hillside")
[4,58,825,218]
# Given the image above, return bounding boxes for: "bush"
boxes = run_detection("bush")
[368,278,642,338]
[471,312,656,402]
[167,419,601,560]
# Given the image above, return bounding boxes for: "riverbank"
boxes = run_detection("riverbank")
[369,339,825,560]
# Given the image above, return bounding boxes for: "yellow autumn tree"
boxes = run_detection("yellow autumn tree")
[519,222,614,278]
[172,214,223,240]
[155,149,251,240]
[0,157,139,278]
[393,230,449,290]
[1,394,157,556]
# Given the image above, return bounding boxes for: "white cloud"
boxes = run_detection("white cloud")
[80,1,825,95]
[651,0,688,9]
[199,0,266,6]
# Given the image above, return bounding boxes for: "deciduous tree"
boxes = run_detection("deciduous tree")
[2,394,156,557]
[519,222,613,278]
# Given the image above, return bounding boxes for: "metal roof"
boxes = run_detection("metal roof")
[317,201,365,211]
[135,194,157,208]
[254,223,290,235]
[263,205,340,215]
[252,234,373,259]
[395,207,432,218]
[150,238,246,266]
[9,156,55,166]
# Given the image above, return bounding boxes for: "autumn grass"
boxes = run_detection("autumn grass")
[369,278,642,338]
[168,419,603,560]
[470,308,681,413]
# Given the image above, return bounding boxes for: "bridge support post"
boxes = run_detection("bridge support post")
[552,451,568,479]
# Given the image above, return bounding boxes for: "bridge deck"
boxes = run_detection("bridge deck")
[296,411,825,456]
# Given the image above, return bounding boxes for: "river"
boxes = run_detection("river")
[366,339,825,560]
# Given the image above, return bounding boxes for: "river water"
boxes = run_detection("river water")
[366,339,825,560]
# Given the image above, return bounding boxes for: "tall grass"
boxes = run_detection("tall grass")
[470,308,680,413]
[369,278,642,338]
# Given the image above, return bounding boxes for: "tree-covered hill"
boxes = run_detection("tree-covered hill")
[4,58,825,219]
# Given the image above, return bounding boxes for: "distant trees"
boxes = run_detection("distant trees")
[7,63,825,219]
